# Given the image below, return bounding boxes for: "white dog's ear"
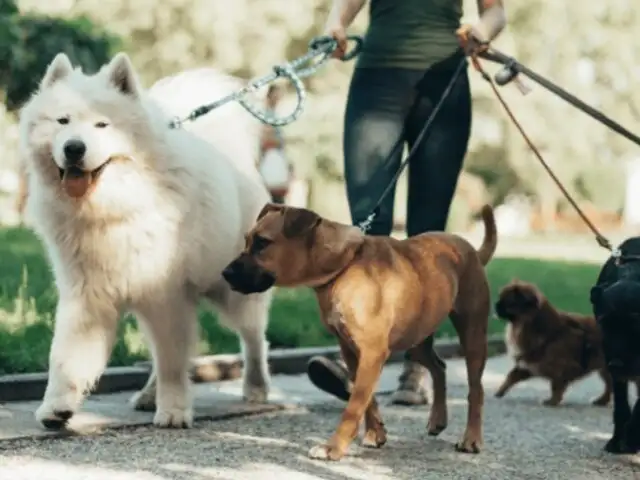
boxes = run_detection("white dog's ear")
[105,52,140,97]
[41,53,74,88]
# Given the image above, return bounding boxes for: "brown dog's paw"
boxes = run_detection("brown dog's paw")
[308,444,346,461]
[455,436,482,454]
[362,426,387,449]
[542,397,561,407]
[427,422,448,436]
[427,405,448,436]
[455,427,482,454]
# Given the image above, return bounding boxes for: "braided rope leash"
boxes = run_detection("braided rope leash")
[168,35,363,129]
[470,52,615,253]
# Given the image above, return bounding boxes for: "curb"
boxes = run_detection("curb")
[0,335,506,403]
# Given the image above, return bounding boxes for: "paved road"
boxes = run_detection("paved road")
[1,356,639,480]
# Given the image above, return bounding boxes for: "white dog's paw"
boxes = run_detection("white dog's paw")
[153,407,194,428]
[35,398,76,430]
[129,389,156,412]
[243,382,269,403]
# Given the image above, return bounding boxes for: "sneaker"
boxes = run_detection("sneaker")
[307,355,351,401]
[390,361,429,405]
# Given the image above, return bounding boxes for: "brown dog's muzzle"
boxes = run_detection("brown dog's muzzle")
[494,299,514,322]
[222,253,276,294]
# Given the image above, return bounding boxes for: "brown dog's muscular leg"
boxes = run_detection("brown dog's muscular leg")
[308,347,388,461]
[407,335,448,435]
[339,343,387,449]
[543,378,569,406]
[495,367,533,398]
[591,368,613,406]
[450,308,487,454]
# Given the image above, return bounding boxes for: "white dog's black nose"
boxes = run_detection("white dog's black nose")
[63,139,87,166]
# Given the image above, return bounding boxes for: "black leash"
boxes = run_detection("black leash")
[479,48,640,148]
[356,57,468,232]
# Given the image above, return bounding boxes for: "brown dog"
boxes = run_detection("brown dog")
[222,203,498,461]
[494,280,612,406]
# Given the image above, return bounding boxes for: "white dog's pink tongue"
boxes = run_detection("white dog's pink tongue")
[61,169,92,198]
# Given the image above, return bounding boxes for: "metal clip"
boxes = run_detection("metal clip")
[357,212,376,233]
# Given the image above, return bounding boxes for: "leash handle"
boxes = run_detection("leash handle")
[308,35,364,62]
[169,34,364,129]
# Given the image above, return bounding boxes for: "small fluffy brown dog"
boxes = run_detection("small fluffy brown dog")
[222,203,498,461]
[495,280,612,406]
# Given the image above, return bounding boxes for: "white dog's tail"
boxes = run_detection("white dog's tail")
[148,68,266,176]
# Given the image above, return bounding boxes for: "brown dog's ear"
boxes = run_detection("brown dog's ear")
[257,203,284,221]
[282,208,321,238]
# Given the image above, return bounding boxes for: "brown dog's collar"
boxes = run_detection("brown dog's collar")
[312,242,365,292]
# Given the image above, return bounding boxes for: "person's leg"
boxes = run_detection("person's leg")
[343,67,415,234]
[404,54,472,236]
[391,55,472,404]
[308,66,429,403]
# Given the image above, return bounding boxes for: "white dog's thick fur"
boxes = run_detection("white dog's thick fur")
[19,52,273,429]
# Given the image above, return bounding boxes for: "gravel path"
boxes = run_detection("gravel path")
[1,356,639,480]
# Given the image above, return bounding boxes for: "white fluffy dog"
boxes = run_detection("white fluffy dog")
[19,52,273,429]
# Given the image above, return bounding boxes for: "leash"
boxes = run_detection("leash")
[168,35,363,129]
[356,57,468,233]
[469,52,616,253]
[478,49,640,149]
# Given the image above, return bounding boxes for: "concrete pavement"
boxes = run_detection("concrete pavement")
[1,355,639,479]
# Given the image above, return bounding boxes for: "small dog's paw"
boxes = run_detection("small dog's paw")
[153,408,193,428]
[494,389,506,398]
[129,390,156,412]
[243,382,269,404]
[307,443,345,461]
[590,395,610,407]
[362,426,387,449]
[542,397,561,407]
[35,400,75,430]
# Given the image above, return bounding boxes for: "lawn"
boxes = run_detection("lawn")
[0,226,602,375]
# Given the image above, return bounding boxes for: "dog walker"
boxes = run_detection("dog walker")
[173,34,640,258]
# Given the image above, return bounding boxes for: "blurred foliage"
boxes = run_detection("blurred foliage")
[0,0,120,112]
[0,0,638,228]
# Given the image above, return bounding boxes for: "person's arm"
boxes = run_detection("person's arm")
[457,0,506,55]
[473,0,506,43]
[323,0,368,58]
[325,0,367,31]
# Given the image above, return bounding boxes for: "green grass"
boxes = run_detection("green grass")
[0,226,602,375]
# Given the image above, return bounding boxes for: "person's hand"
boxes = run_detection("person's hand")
[456,24,489,56]
[324,23,349,59]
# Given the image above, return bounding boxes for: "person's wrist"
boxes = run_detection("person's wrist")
[470,24,489,44]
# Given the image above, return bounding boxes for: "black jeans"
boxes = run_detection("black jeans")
[343,52,472,237]
[343,53,472,369]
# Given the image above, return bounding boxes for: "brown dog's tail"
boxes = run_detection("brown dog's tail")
[476,204,497,266]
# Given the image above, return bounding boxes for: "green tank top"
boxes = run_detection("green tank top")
[357,0,463,70]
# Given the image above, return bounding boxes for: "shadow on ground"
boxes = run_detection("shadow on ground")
[1,357,639,479]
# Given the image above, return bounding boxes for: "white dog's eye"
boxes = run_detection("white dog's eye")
[56,116,70,125]
[95,121,109,128]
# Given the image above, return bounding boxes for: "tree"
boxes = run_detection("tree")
[0,0,121,112]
